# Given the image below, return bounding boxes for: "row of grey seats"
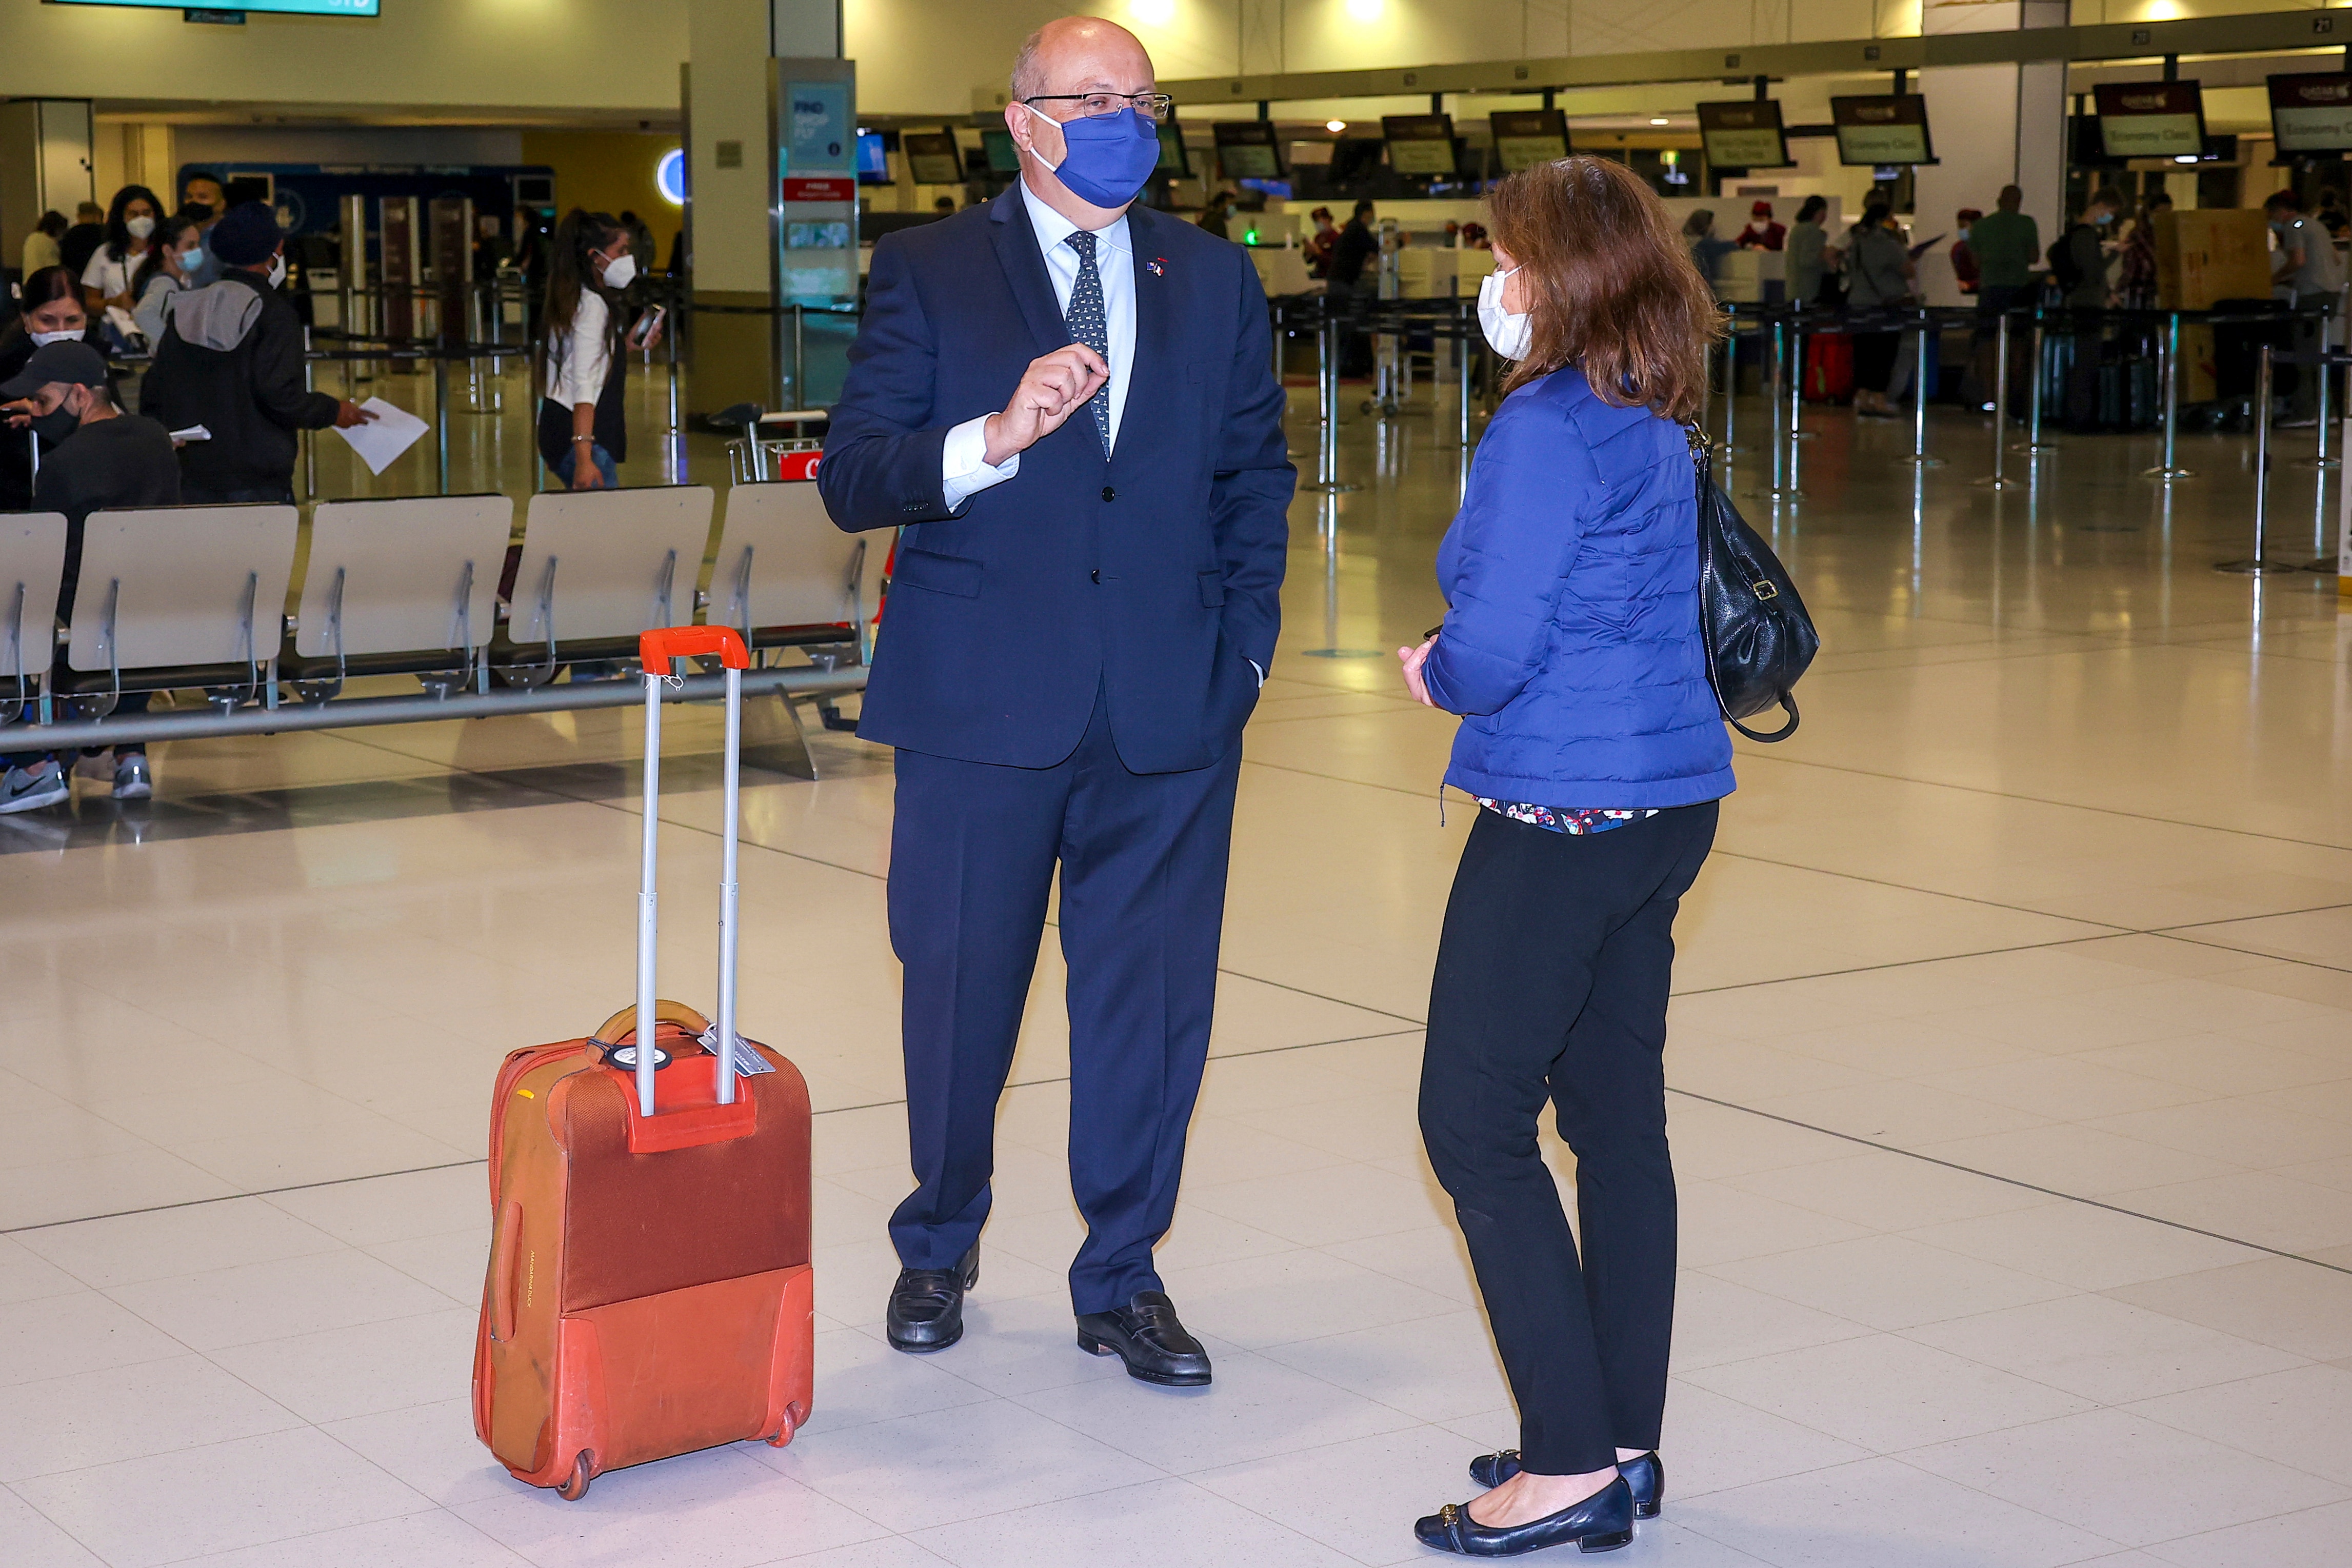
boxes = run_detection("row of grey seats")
[0,481,880,718]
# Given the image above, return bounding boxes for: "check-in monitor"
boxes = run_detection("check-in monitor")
[2270,74,2352,154]
[1381,114,1458,177]
[1488,110,1571,172]
[1830,96,1935,167]
[47,0,378,12]
[1213,122,1285,181]
[1697,100,1792,170]
[2093,82,2206,160]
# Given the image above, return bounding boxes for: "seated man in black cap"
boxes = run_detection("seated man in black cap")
[0,340,180,810]
[139,200,371,505]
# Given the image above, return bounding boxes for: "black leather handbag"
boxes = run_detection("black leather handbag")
[1687,430,1818,741]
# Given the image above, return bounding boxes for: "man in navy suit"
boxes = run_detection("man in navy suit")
[818,16,1292,1386]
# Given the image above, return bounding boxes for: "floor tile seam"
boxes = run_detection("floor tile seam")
[1,1476,123,1565]
[0,1031,1430,1236]
[1235,754,2304,927]
[2143,927,2352,979]
[1664,1087,2352,1279]
[1727,750,2352,855]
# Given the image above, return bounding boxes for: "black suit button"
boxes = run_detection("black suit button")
[1101,486,1116,502]
[1090,569,1101,583]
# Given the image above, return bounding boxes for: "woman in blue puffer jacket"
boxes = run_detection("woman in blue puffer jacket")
[1399,155,1732,1560]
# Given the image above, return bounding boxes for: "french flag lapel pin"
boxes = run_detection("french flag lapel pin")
[1146,257,1166,276]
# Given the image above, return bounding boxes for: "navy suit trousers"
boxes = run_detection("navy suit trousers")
[886,693,1242,1315]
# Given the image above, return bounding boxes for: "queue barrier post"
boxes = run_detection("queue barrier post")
[1303,293,1360,494]
[2145,310,2192,481]
[2015,309,2056,455]
[2217,344,2297,574]
[1975,310,2019,490]
[1903,307,1943,470]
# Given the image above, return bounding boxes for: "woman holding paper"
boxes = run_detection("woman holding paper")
[537,209,660,491]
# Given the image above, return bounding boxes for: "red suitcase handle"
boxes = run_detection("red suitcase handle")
[639,626,750,670]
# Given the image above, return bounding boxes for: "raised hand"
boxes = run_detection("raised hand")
[982,344,1109,465]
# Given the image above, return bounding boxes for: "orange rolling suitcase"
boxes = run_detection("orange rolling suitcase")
[472,627,814,1501]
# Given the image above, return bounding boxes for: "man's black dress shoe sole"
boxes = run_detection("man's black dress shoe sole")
[1073,1290,1213,1386]
[1414,1476,1636,1557]
[886,1245,979,1354]
[1468,1450,1661,1519]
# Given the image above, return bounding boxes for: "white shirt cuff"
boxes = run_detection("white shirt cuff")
[1247,658,1264,687]
[941,415,1019,511]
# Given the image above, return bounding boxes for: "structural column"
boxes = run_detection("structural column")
[1910,0,2067,306]
[0,99,94,272]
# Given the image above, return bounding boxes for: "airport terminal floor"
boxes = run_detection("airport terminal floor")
[5,369,2352,1568]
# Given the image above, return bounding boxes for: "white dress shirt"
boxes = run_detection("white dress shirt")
[940,181,1135,508]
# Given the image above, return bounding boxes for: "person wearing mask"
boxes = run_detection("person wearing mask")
[1785,195,1830,306]
[178,173,228,289]
[818,15,1290,1385]
[538,209,659,490]
[129,211,206,348]
[139,203,372,504]
[0,267,104,513]
[2263,187,2344,425]
[1682,209,1735,289]
[2053,188,2123,431]
[1736,199,1785,250]
[1844,201,1916,417]
[58,203,107,283]
[1950,208,1982,296]
[21,211,68,279]
[1195,188,1235,240]
[1395,154,1730,1559]
[1304,206,1339,275]
[82,186,164,341]
[0,341,180,810]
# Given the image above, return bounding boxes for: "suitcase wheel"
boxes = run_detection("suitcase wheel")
[557,1451,593,1501]
[767,1404,802,1449]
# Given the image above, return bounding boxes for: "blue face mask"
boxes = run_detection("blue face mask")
[1025,104,1161,210]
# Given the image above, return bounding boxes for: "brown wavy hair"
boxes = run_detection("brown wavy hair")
[1486,156,1723,421]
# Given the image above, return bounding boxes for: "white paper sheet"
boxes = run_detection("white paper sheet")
[333,397,429,476]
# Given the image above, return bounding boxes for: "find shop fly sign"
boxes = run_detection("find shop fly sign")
[2094,82,2206,160]
[779,71,857,305]
[2269,74,2352,156]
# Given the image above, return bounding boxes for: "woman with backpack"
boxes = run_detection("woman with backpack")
[1393,154,1735,1558]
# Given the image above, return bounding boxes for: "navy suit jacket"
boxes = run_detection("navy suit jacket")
[818,188,1293,774]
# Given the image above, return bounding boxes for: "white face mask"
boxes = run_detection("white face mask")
[267,252,288,288]
[29,328,81,347]
[600,251,637,290]
[125,214,155,240]
[1478,267,1531,361]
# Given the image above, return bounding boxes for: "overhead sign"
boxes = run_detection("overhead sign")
[1697,100,1792,170]
[1831,96,1934,166]
[1381,114,1458,176]
[1212,121,1284,181]
[1488,109,1570,173]
[2269,73,2352,155]
[2093,81,2206,159]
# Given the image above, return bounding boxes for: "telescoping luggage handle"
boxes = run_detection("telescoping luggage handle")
[634,626,751,1118]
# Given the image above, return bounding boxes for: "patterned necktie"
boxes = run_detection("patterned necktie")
[1063,229,1112,458]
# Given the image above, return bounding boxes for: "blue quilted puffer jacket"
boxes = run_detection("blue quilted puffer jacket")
[1420,365,1736,810]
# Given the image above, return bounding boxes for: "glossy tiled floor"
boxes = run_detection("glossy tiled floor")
[4,369,2351,1567]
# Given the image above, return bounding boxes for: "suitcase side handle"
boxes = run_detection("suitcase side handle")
[588,1000,711,1050]
[490,1198,524,1342]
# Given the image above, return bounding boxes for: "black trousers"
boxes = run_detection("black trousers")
[1852,331,1900,394]
[1419,802,1718,1476]
[886,691,1242,1314]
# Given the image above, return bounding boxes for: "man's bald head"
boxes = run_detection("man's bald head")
[1011,15,1153,102]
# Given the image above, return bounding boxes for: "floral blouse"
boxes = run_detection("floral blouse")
[1476,799,1662,835]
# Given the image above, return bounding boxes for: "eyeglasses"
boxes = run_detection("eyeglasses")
[1022,92,1175,124]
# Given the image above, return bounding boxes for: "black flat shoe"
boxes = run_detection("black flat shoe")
[1414,1476,1635,1557]
[1468,1451,1661,1519]
[886,1244,979,1353]
[1074,1290,1212,1386]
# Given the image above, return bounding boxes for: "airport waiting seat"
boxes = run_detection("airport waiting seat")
[0,513,67,722]
[284,494,513,697]
[495,484,719,685]
[707,478,879,665]
[59,504,300,712]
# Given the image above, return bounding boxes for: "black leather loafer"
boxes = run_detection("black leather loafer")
[1413,1476,1635,1557]
[1468,1451,1661,1520]
[1074,1290,1212,1386]
[886,1244,979,1353]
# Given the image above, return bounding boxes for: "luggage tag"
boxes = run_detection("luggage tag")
[700,1024,776,1077]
